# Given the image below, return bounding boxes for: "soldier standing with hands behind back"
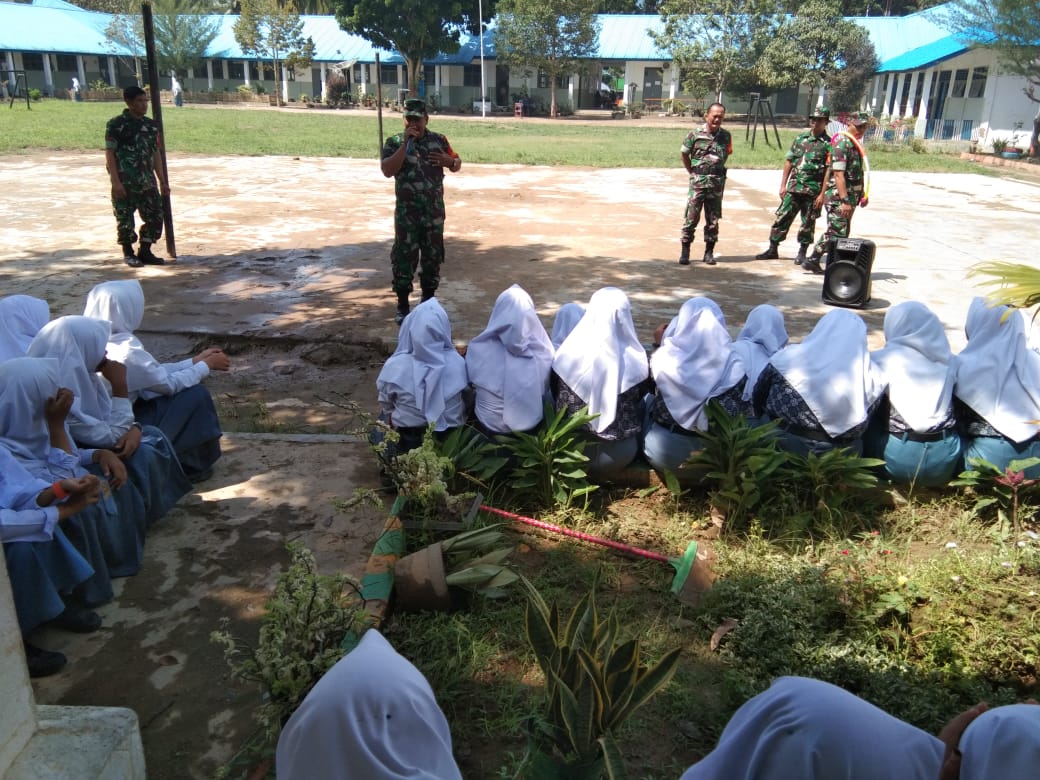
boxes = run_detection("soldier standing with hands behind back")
[678,102,732,267]
[754,106,831,266]
[381,98,462,325]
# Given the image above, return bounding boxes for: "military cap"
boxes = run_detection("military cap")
[849,111,871,126]
[403,98,427,118]
[810,105,830,120]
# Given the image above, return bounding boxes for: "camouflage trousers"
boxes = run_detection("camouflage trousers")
[813,191,858,257]
[112,184,163,246]
[680,180,725,244]
[391,196,445,296]
[769,192,820,247]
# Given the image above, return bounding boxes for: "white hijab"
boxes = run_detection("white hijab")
[0,357,69,465]
[732,305,788,402]
[550,302,585,349]
[376,299,468,427]
[0,295,49,361]
[871,302,955,432]
[958,703,1040,780]
[27,315,113,429]
[954,297,1040,443]
[767,309,885,438]
[466,285,554,433]
[276,629,462,780]
[680,676,944,780]
[663,297,726,340]
[83,279,169,395]
[651,305,744,431]
[552,287,649,434]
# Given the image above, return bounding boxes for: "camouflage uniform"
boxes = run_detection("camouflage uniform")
[813,132,867,258]
[680,126,732,244]
[382,130,457,296]
[768,129,829,246]
[105,109,163,246]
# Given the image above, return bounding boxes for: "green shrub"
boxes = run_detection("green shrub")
[28,88,42,101]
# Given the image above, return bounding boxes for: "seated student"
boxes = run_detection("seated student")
[27,316,191,525]
[551,287,651,477]
[954,297,1040,479]
[731,304,788,404]
[2,446,103,677]
[753,309,885,457]
[466,284,554,436]
[0,294,49,361]
[550,302,585,350]
[276,629,463,780]
[680,675,1040,780]
[376,298,469,457]
[0,357,144,606]
[868,302,961,486]
[643,299,749,473]
[84,280,227,482]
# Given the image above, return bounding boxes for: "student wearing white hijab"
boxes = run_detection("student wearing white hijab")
[753,309,885,456]
[0,357,146,607]
[376,299,468,455]
[2,445,101,677]
[954,297,1040,479]
[466,285,554,435]
[0,294,49,361]
[27,316,192,525]
[84,280,227,482]
[868,302,961,486]
[276,629,463,780]
[551,287,651,476]
[731,304,788,404]
[644,300,749,473]
[550,302,585,349]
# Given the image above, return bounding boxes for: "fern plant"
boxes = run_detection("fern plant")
[497,401,599,508]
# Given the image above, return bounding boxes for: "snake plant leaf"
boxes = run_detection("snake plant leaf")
[598,732,629,780]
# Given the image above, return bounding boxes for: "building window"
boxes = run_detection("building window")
[951,68,968,98]
[21,53,43,70]
[536,69,567,89]
[380,64,398,85]
[968,66,987,98]
[56,54,77,71]
[353,63,363,83]
[424,64,436,87]
[228,61,245,80]
[463,64,482,87]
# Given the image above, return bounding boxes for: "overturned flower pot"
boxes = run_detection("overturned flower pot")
[394,542,451,612]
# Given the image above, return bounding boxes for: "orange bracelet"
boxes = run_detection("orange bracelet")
[51,480,68,500]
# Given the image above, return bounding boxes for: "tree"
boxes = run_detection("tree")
[495,0,599,117]
[757,0,875,116]
[233,0,315,106]
[952,0,1040,157]
[333,0,489,97]
[153,0,222,80]
[824,33,879,112]
[653,0,780,103]
[104,0,146,86]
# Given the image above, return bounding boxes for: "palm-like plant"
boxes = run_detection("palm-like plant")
[969,261,1040,310]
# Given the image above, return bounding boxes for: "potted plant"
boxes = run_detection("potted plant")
[991,137,1009,156]
[519,574,681,779]
[394,524,519,611]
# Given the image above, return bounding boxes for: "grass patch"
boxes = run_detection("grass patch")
[1,99,993,173]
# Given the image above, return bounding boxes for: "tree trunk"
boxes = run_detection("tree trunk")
[1030,112,1040,159]
[406,57,419,98]
[273,55,283,107]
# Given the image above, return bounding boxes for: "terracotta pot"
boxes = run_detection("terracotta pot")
[394,542,451,611]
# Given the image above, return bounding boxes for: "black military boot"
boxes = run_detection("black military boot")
[421,285,436,302]
[122,243,143,268]
[137,243,165,265]
[794,245,809,265]
[678,241,691,265]
[394,292,410,326]
[702,242,717,266]
[802,250,824,274]
[755,242,779,260]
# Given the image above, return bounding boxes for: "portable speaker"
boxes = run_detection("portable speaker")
[822,237,875,308]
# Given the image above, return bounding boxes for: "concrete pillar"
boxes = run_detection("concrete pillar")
[0,555,35,769]
[978,57,998,142]
[892,72,906,116]
[76,55,86,90]
[206,60,214,90]
[107,58,116,86]
[243,61,250,86]
[904,71,919,118]
[320,61,327,102]
[869,74,881,113]
[915,68,935,137]
[883,73,896,118]
[42,53,53,96]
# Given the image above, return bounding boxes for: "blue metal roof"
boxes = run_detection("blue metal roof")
[0,1,115,56]
[597,14,668,60]
[875,34,967,72]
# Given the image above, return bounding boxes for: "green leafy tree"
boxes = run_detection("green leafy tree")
[653,0,780,102]
[824,33,880,111]
[333,0,490,97]
[104,0,146,86]
[951,0,1040,157]
[153,0,222,80]
[758,0,875,116]
[233,0,315,106]
[495,0,599,117]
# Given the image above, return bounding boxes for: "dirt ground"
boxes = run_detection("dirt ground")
[1,146,1039,777]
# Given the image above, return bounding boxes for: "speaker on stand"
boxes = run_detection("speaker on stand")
[822,237,875,308]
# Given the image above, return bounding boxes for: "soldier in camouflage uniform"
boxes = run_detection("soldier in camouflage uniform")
[804,112,871,274]
[381,98,462,325]
[754,106,831,266]
[105,86,169,268]
[679,103,732,266]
